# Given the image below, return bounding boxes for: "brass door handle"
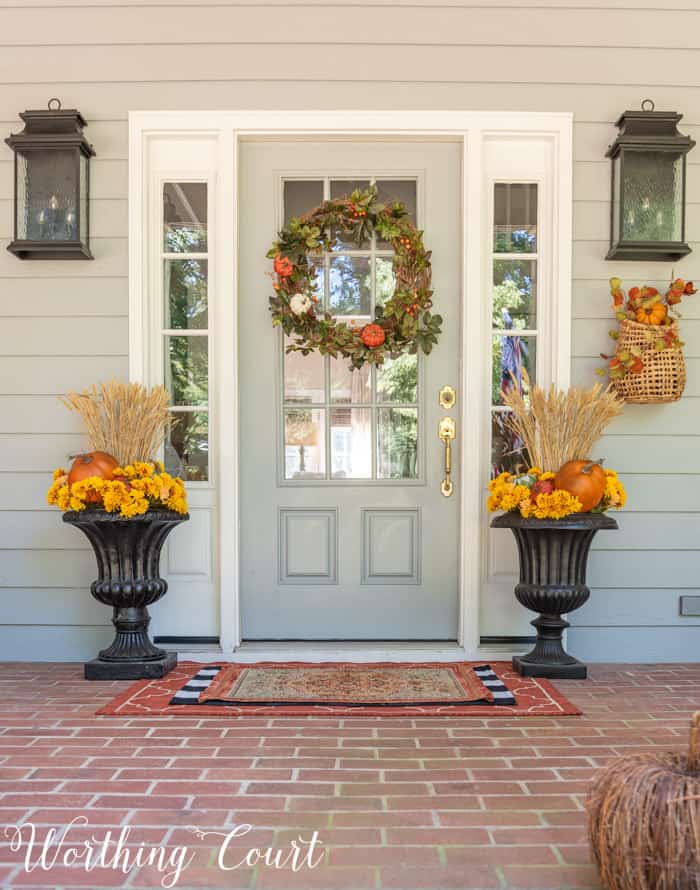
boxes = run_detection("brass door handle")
[438,416,456,497]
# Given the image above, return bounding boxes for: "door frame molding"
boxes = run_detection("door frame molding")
[129,110,573,659]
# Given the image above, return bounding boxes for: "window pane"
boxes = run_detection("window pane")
[492,334,536,407]
[494,183,537,253]
[376,179,417,248]
[622,150,683,242]
[284,180,324,226]
[377,407,418,480]
[285,409,325,479]
[330,180,371,249]
[330,408,372,479]
[163,182,207,252]
[377,354,418,403]
[164,259,208,330]
[375,257,396,308]
[284,345,325,404]
[165,335,208,406]
[329,255,371,316]
[493,259,537,330]
[491,411,529,477]
[330,357,371,403]
[167,411,208,481]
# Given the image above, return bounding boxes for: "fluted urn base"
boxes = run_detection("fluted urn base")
[491,512,618,679]
[63,509,188,680]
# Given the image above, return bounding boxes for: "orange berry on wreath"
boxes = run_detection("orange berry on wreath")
[360,324,386,348]
[274,255,294,278]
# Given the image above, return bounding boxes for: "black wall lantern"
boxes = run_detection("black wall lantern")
[606,100,695,262]
[5,99,95,260]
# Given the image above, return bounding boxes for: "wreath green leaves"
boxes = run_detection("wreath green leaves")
[267,185,441,370]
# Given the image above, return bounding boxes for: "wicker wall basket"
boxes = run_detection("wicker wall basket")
[611,318,686,404]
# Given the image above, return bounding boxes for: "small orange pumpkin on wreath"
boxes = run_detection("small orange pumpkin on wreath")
[266,185,441,370]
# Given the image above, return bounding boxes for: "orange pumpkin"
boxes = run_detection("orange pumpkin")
[636,302,667,325]
[273,255,294,278]
[554,460,606,512]
[68,451,119,486]
[360,324,386,348]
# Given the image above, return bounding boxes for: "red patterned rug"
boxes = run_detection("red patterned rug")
[97,661,582,717]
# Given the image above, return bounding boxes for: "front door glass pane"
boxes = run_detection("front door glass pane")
[285,409,326,479]
[284,345,325,404]
[377,408,418,480]
[281,176,420,482]
[330,408,372,478]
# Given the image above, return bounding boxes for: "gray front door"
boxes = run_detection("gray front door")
[239,140,462,640]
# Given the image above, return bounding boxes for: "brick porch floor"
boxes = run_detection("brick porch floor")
[0,663,699,889]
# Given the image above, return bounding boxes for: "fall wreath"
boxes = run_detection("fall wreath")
[267,185,441,369]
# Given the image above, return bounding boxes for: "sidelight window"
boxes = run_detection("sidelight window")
[490,182,539,476]
[161,181,210,481]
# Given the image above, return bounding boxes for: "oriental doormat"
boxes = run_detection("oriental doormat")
[98,661,582,717]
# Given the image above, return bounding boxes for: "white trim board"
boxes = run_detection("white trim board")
[129,110,573,660]
[176,642,527,665]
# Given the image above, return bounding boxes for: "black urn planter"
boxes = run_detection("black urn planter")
[64,509,188,680]
[490,512,618,679]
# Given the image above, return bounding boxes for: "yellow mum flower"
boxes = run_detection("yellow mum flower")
[528,467,543,476]
[519,501,535,518]
[102,480,128,512]
[52,467,67,481]
[120,498,149,518]
[512,485,532,502]
[540,472,556,481]
[531,490,582,520]
[69,495,86,512]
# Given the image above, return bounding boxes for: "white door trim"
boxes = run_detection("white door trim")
[129,110,573,660]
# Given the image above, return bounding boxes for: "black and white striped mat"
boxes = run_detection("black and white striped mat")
[169,664,516,707]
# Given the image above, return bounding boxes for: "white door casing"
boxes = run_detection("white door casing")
[129,111,573,659]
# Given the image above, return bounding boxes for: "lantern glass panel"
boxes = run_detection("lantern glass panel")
[621,150,683,242]
[79,154,88,244]
[16,149,79,242]
[612,155,621,245]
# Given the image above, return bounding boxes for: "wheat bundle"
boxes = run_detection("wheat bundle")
[587,712,700,890]
[501,383,624,472]
[61,380,172,466]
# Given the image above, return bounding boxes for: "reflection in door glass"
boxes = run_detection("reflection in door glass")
[329,255,372,316]
[377,408,418,479]
[281,176,421,481]
[377,354,418,404]
[284,344,325,404]
[330,408,372,478]
[330,357,371,404]
[285,409,326,479]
